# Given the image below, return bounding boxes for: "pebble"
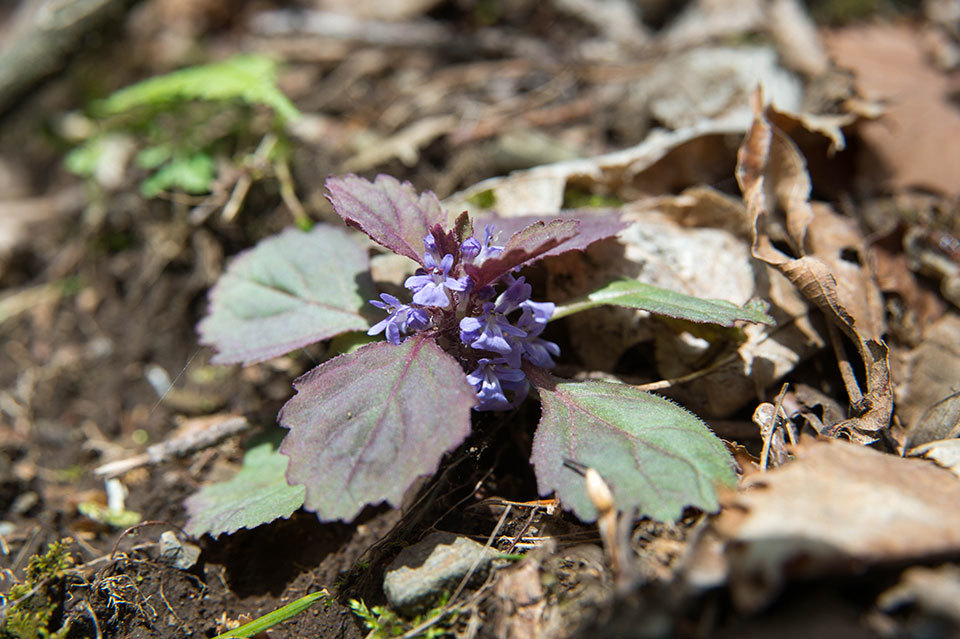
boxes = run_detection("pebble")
[383,531,499,615]
[159,531,201,570]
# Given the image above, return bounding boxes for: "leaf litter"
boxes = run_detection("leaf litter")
[4,2,960,638]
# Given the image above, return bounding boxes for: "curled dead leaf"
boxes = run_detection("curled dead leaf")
[736,96,892,442]
[702,437,960,613]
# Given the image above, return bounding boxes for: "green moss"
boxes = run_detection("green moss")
[1,540,75,639]
[348,594,455,639]
[808,0,917,25]
[561,187,623,209]
[466,189,496,209]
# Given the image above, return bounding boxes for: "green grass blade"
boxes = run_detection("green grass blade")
[215,590,329,638]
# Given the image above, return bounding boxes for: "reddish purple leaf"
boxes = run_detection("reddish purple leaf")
[326,174,447,265]
[465,220,579,288]
[278,336,477,522]
[198,225,373,366]
[478,212,628,260]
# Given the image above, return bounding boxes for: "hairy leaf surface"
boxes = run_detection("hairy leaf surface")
[198,225,373,365]
[529,369,736,522]
[552,278,774,325]
[326,174,447,265]
[184,443,305,538]
[465,220,579,288]
[279,337,476,522]
[480,213,629,260]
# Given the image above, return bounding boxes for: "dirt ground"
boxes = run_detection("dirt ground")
[2,1,960,638]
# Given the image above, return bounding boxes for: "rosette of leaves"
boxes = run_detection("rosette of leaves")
[187,174,774,535]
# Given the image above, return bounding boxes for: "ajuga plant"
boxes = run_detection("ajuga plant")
[185,175,774,535]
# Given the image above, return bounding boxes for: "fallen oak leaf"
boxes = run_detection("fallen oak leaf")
[736,92,892,441]
[703,437,960,612]
[909,438,960,480]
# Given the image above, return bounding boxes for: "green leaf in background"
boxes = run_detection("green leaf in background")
[528,369,737,522]
[64,135,107,177]
[183,442,305,538]
[140,151,215,197]
[279,337,477,522]
[135,144,173,170]
[551,277,774,326]
[93,54,301,123]
[197,225,374,365]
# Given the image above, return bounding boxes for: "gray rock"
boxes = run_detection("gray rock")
[159,531,201,570]
[383,532,499,615]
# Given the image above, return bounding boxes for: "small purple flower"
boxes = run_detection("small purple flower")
[520,337,561,368]
[423,233,443,265]
[516,300,554,337]
[460,237,481,261]
[466,358,528,411]
[405,252,470,308]
[367,293,429,345]
[462,225,503,266]
[494,275,531,313]
[460,302,527,365]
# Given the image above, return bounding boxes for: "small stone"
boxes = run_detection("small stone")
[383,532,498,615]
[159,531,201,570]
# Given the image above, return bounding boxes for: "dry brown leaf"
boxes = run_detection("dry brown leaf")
[877,564,960,625]
[659,0,766,52]
[765,0,829,76]
[906,392,960,450]
[446,122,749,217]
[910,439,960,480]
[711,437,960,612]
[893,313,960,441]
[630,46,802,130]
[312,0,444,21]
[825,23,960,195]
[872,239,946,345]
[736,97,892,441]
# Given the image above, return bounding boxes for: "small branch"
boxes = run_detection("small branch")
[94,415,251,478]
[826,320,863,406]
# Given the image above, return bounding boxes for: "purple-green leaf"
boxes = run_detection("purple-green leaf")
[551,278,775,325]
[183,442,305,538]
[465,220,579,288]
[326,174,447,265]
[198,225,373,366]
[528,368,736,523]
[278,336,477,522]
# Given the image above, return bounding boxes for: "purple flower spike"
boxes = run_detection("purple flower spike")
[405,252,470,308]
[368,293,429,345]
[466,358,528,411]
[369,218,560,410]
